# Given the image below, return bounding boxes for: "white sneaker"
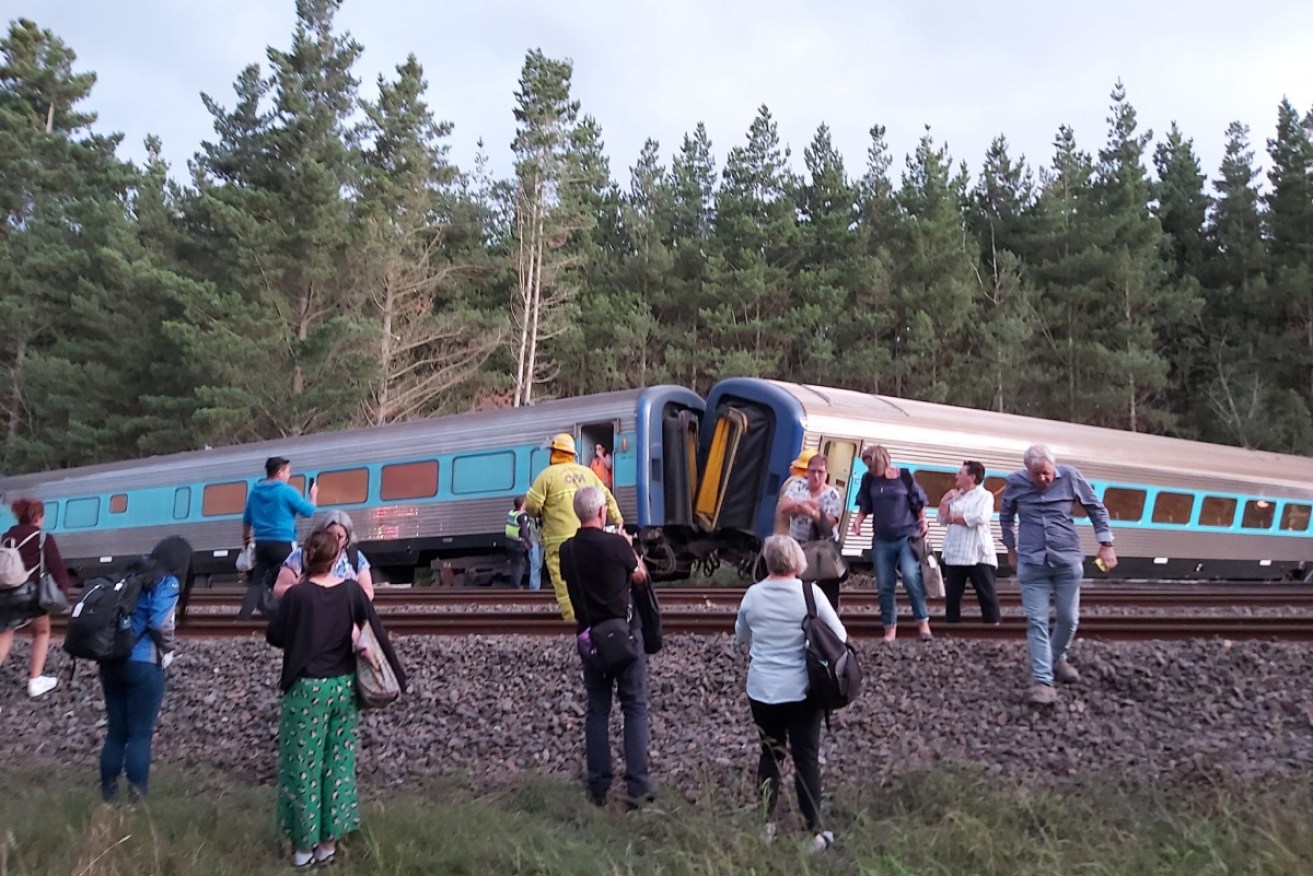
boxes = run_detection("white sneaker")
[763,822,778,844]
[27,676,58,698]
[809,831,834,854]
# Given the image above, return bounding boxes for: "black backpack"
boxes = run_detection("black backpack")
[64,570,156,662]
[801,581,863,712]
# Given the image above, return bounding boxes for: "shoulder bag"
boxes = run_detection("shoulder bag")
[798,495,848,582]
[36,533,69,615]
[353,584,401,710]
[632,561,662,655]
[570,543,639,674]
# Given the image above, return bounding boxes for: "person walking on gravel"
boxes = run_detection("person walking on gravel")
[239,456,317,620]
[0,497,73,698]
[1000,443,1117,705]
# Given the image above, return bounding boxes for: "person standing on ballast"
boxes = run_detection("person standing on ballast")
[239,456,317,620]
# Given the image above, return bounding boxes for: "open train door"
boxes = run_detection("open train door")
[693,398,776,570]
[820,437,858,532]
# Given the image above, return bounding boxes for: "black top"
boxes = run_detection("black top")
[266,578,408,693]
[560,528,638,634]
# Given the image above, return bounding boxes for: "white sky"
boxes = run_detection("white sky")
[25,0,1313,193]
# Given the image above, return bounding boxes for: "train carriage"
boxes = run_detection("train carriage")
[0,387,705,585]
[697,379,1313,580]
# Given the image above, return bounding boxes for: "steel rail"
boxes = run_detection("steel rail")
[184,587,1313,609]
[49,613,1313,641]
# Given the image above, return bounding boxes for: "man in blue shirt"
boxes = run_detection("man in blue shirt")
[1000,444,1117,705]
[238,456,318,619]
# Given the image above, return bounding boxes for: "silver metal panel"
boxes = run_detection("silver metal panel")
[0,391,644,498]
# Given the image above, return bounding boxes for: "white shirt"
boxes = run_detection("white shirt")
[940,484,997,567]
[735,576,848,704]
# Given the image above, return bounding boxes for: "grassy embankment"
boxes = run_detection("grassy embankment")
[1,767,1308,875]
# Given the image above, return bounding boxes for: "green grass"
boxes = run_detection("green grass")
[1,767,1310,875]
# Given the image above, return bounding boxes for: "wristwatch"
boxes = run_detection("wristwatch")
[1098,540,1114,547]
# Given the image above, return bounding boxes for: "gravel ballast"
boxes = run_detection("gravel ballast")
[2,634,1311,794]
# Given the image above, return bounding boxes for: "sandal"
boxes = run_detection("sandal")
[291,850,314,869]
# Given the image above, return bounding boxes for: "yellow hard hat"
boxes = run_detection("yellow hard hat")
[547,432,577,455]
[790,449,818,474]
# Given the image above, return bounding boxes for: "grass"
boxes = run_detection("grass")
[1,767,1310,875]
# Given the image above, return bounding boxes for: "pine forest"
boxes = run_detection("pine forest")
[3,1,1313,476]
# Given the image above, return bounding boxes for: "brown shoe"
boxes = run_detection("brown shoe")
[1054,659,1081,684]
[1028,683,1058,705]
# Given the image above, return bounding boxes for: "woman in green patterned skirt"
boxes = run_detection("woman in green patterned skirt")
[266,529,405,868]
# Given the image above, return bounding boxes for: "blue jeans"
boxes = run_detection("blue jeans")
[99,660,166,800]
[873,536,928,626]
[1018,561,1083,686]
[528,541,543,592]
[582,631,651,801]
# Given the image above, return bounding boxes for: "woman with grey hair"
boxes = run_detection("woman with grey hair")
[274,510,375,601]
[735,534,847,853]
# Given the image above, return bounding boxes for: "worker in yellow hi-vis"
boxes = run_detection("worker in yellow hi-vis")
[524,432,623,621]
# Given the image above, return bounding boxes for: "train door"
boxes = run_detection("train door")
[820,437,857,529]
[694,401,774,533]
[662,408,699,526]
[580,421,617,488]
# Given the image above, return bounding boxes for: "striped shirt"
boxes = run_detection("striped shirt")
[940,484,997,567]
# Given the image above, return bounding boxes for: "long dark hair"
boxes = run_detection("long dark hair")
[130,536,196,623]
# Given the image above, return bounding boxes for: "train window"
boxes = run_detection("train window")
[380,461,439,501]
[45,501,59,529]
[913,470,956,507]
[65,497,100,529]
[1199,496,1237,527]
[202,482,248,517]
[530,448,550,481]
[173,487,191,520]
[109,494,128,514]
[452,451,516,494]
[1151,492,1194,524]
[1102,488,1146,522]
[1241,499,1276,530]
[289,475,306,495]
[318,469,370,505]
[1280,503,1311,531]
[984,476,1006,512]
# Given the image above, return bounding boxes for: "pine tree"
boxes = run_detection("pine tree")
[1152,122,1211,284]
[661,123,718,389]
[1265,99,1313,423]
[357,56,502,424]
[185,0,368,440]
[705,105,798,379]
[509,49,598,406]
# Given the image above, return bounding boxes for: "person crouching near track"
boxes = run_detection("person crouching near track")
[525,432,623,622]
[560,486,654,808]
[273,511,375,602]
[735,534,845,852]
[266,529,405,869]
[0,497,72,698]
[1000,443,1117,705]
[98,536,190,802]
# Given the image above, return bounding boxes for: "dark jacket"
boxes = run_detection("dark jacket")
[265,579,407,693]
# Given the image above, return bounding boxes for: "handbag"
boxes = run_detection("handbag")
[569,545,639,674]
[234,543,256,573]
[800,539,848,582]
[355,619,400,710]
[35,533,68,615]
[633,575,662,655]
[909,535,945,599]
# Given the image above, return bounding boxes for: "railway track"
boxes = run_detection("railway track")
[185,585,1313,610]
[48,611,1313,641]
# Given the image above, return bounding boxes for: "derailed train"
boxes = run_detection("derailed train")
[1,378,1311,585]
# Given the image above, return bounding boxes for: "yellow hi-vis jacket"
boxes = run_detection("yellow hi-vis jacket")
[524,461,622,546]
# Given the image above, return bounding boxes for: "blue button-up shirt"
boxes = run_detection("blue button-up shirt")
[999,465,1113,568]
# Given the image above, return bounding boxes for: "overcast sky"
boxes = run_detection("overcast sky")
[27,0,1313,193]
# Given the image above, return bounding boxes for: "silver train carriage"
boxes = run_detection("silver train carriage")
[696,379,1313,580]
[0,387,706,585]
